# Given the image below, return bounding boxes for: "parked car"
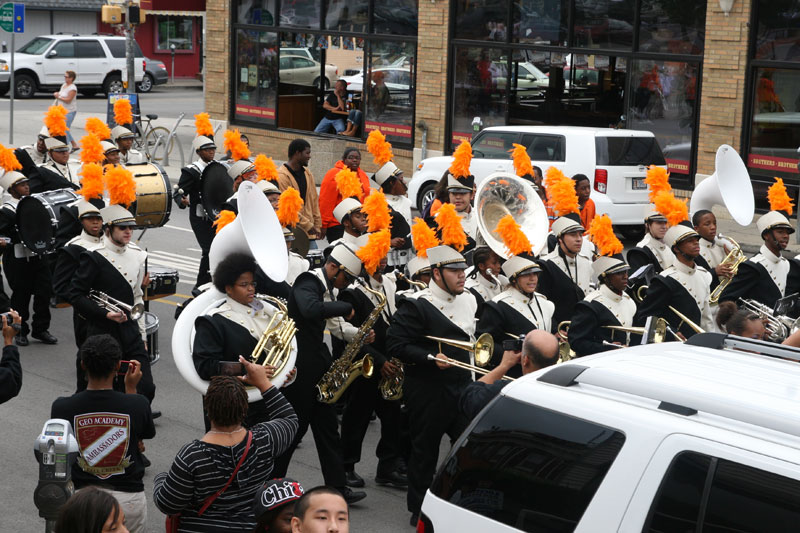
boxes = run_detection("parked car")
[408,126,666,236]
[420,334,800,532]
[136,56,168,93]
[0,34,145,98]
[279,55,338,89]
[339,66,412,104]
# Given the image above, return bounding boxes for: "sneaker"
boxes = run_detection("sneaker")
[339,486,366,505]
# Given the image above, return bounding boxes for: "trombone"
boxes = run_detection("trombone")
[426,354,515,381]
[425,332,494,367]
[90,290,144,320]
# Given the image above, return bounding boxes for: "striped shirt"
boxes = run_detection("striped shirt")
[152,387,298,532]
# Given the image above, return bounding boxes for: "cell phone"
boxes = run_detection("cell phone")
[502,338,523,352]
[117,360,132,375]
[218,361,247,376]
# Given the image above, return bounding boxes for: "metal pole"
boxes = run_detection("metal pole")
[170,44,175,84]
[125,2,135,94]
[9,31,14,144]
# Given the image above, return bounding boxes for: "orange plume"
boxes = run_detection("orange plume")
[494,214,532,257]
[77,163,105,201]
[362,189,392,232]
[653,190,689,226]
[224,129,251,161]
[85,117,112,140]
[357,229,392,276]
[194,112,214,137]
[104,165,137,207]
[113,98,133,126]
[436,203,468,251]
[44,105,68,137]
[411,217,439,258]
[335,167,363,200]
[767,177,794,216]
[213,210,237,234]
[80,134,105,165]
[277,187,304,228]
[509,143,534,178]
[645,165,671,204]
[544,166,579,216]
[366,129,394,166]
[254,154,279,183]
[588,214,623,256]
[448,141,472,179]
[0,143,22,172]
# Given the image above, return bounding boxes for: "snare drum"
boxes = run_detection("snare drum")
[145,311,160,364]
[127,162,172,228]
[146,266,179,300]
[16,188,80,254]
[307,249,325,270]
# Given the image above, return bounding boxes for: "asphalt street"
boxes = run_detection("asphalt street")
[0,88,427,532]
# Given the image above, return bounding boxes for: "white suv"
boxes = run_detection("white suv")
[420,333,800,532]
[0,34,145,99]
[408,126,667,239]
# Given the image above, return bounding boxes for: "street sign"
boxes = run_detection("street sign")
[0,3,24,33]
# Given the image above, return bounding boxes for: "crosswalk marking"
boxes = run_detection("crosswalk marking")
[147,250,200,286]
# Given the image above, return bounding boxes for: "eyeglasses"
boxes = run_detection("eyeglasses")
[235,281,258,289]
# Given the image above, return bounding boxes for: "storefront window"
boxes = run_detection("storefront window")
[572,0,635,50]
[235,0,277,25]
[280,0,322,29]
[325,0,369,32]
[754,0,800,61]
[156,16,193,51]
[364,41,415,144]
[277,34,327,131]
[234,30,278,125]
[451,47,508,148]
[628,59,698,180]
[374,0,417,35]
[638,0,705,55]
[454,0,509,41]
[513,0,568,45]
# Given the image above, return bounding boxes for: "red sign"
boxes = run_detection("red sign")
[747,153,799,174]
[235,104,275,120]
[666,159,690,174]
[365,121,412,139]
[452,131,473,146]
[74,412,132,479]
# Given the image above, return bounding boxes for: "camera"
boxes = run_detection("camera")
[502,336,523,352]
[0,311,20,331]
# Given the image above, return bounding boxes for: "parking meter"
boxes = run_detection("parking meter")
[33,419,80,529]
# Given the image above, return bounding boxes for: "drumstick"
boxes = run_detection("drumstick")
[144,251,150,312]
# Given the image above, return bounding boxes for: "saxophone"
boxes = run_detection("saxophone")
[316,280,386,404]
[709,236,746,304]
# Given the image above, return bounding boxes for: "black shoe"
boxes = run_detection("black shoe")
[151,410,162,419]
[49,297,58,308]
[141,453,151,468]
[339,486,366,505]
[15,334,28,346]
[375,470,408,488]
[32,331,58,344]
[410,513,419,527]
[396,457,408,475]
[344,470,365,488]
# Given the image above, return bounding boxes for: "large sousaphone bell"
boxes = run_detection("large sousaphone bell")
[689,144,754,226]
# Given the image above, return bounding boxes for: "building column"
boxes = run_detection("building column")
[205,0,229,120]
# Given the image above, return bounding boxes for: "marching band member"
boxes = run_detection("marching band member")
[386,244,478,526]
[464,246,507,310]
[692,209,733,290]
[101,141,122,167]
[284,227,309,285]
[111,98,146,165]
[568,216,636,356]
[395,220,437,298]
[720,179,800,310]
[627,210,673,273]
[17,126,50,166]
[273,243,367,505]
[329,197,367,248]
[404,257,432,289]
[34,106,80,192]
[508,144,554,229]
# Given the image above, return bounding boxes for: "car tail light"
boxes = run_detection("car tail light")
[142,59,146,70]
[416,514,434,533]
[594,168,608,193]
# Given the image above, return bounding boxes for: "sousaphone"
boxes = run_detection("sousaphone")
[689,144,754,226]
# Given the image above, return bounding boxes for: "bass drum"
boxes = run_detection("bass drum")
[127,162,172,228]
[201,161,233,219]
[16,188,80,254]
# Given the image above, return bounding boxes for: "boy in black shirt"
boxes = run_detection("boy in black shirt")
[50,334,155,533]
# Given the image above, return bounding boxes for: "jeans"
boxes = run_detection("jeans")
[65,110,77,145]
[313,109,363,133]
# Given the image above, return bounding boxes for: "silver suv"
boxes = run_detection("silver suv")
[0,34,144,98]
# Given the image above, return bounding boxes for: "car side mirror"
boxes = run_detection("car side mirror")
[47,50,58,58]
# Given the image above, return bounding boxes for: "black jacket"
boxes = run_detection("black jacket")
[719,259,800,315]
[477,300,536,376]
[193,313,258,380]
[626,246,664,275]
[53,243,85,303]
[175,165,202,209]
[338,285,388,371]
[0,345,22,404]
[568,301,628,357]
[634,275,702,340]
[537,259,585,327]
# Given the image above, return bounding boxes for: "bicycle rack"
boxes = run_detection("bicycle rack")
[154,112,186,167]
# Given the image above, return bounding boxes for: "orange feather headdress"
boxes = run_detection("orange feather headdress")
[335,167,363,200]
[361,189,392,233]
[509,143,534,178]
[113,98,133,126]
[448,141,472,179]
[80,134,105,165]
[44,105,68,137]
[644,165,671,204]
[436,203,468,251]
[85,117,112,140]
[78,163,105,201]
[588,214,623,256]
[224,129,251,161]
[195,112,214,137]
[277,187,304,228]
[213,210,237,234]
[653,190,689,226]
[0,143,22,172]
[494,214,532,257]
[411,217,439,258]
[366,130,394,167]
[254,154,279,183]
[767,177,794,216]
[544,166,579,216]
[104,165,137,207]
[357,229,392,276]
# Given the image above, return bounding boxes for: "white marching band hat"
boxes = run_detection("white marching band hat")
[374,161,401,186]
[101,141,120,154]
[333,198,362,223]
[228,159,256,180]
[757,211,794,235]
[257,180,280,195]
[428,245,468,270]
[551,215,584,238]
[592,255,629,278]
[44,136,69,151]
[101,204,137,227]
[192,135,216,153]
[407,256,431,278]
[0,171,28,191]
[664,222,700,248]
[77,200,102,219]
[501,255,541,280]
[329,243,363,277]
[111,125,136,141]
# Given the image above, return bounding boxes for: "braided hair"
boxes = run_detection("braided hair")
[204,376,248,427]
[80,334,122,379]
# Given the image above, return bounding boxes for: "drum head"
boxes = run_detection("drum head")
[292,226,310,257]
[201,162,234,219]
[16,196,55,253]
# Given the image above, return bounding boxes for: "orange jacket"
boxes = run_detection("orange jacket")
[319,161,371,229]
[580,198,596,230]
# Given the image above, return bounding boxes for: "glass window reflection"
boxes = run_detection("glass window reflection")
[454,0,510,41]
[234,30,278,125]
[235,0,277,26]
[451,48,508,149]
[513,0,567,46]
[280,0,322,29]
[573,0,635,50]
[364,42,416,145]
[638,0,705,55]
[754,0,800,61]
[374,0,417,35]
[325,0,369,32]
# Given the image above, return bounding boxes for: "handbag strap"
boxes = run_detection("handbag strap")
[197,430,253,516]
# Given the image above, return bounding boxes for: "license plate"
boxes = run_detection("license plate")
[632,178,647,190]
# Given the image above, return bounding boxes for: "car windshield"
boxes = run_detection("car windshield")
[18,37,53,55]
[595,136,667,166]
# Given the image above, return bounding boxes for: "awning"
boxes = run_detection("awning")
[144,10,205,17]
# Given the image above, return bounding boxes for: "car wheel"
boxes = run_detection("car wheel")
[417,182,437,212]
[138,74,153,93]
[0,86,7,97]
[619,225,645,242]
[103,74,124,96]
[313,77,330,91]
[14,74,35,99]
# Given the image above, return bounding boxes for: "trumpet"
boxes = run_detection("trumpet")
[425,332,494,367]
[739,299,799,342]
[426,354,514,381]
[556,321,576,362]
[90,290,144,320]
[709,236,746,304]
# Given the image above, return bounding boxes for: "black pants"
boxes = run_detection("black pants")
[341,373,403,474]
[189,211,214,287]
[404,377,469,515]
[4,253,51,336]
[325,224,345,243]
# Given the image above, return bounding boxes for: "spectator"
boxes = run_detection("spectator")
[421,171,450,222]
[253,478,305,533]
[54,486,129,533]
[53,70,79,152]
[314,80,362,137]
[0,311,22,404]
[226,134,251,162]
[318,148,371,241]
[153,360,298,532]
[50,335,155,533]
[367,71,390,119]
[277,139,322,242]
[290,486,349,533]
[573,173,595,230]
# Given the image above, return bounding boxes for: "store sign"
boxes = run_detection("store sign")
[0,2,24,33]
[452,131,473,146]
[747,153,799,174]
[365,121,411,139]
[666,159,690,174]
[235,104,275,119]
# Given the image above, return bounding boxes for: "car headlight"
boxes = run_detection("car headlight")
[0,62,7,72]
[417,162,424,171]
